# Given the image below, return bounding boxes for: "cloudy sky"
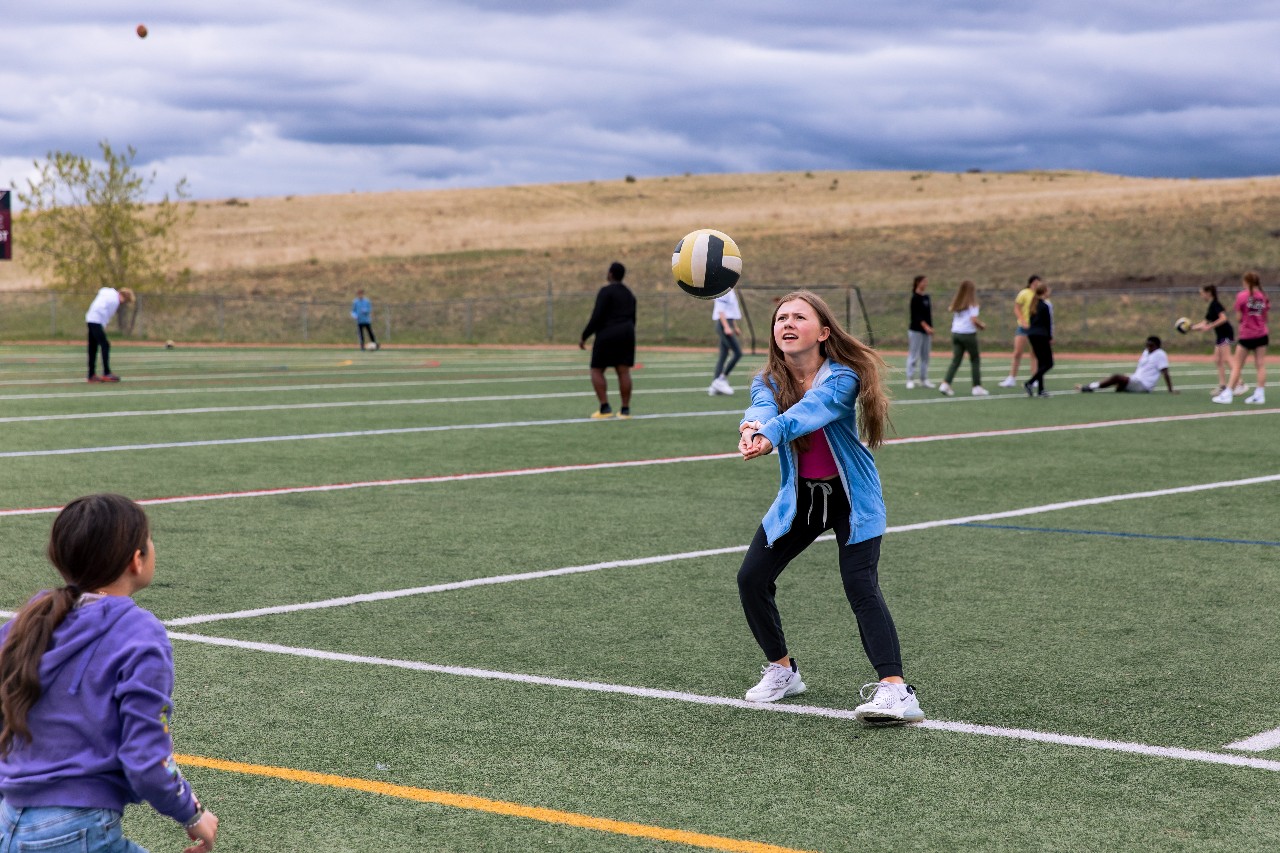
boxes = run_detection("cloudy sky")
[4,1,1280,203]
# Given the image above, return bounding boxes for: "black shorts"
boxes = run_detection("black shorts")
[590,326,635,368]
[1239,335,1270,351]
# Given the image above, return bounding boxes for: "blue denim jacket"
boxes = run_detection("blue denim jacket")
[743,360,887,546]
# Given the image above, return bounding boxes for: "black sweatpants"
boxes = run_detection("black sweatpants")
[737,478,903,679]
[1027,335,1054,391]
[357,323,377,347]
[86,323,111,378]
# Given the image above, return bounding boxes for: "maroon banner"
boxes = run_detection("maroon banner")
[0,190,10,261]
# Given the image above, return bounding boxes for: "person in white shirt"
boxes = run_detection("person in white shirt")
[1076,337,1176,393]
[938,280,988,397]
[84,287,134,382]
[708,288,743,395]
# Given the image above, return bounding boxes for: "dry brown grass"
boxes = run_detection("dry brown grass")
[5,169,1280,299]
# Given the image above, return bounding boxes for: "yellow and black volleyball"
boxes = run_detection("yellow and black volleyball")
[672,229,742,300]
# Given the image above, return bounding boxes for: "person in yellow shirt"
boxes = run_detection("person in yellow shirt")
[998,275,1040,387]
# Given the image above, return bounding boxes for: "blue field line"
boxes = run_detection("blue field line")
[960,523,1280,548]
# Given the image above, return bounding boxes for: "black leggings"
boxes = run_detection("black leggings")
[737,479,903,679]
[1027,335,1054,391]
[357,323,377,346]
[86,323,110,378]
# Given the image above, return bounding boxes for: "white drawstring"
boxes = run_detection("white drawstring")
[806,480,832,528]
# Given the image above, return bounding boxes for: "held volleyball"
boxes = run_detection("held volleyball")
[1174,316,1191,334]
[672,229,742,300]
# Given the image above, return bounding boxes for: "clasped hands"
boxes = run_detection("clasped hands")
[738,420,773,460]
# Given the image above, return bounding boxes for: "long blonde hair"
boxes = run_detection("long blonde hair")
[1027,281,1049,323]
[948,280,978,313]
[761,291,889,449]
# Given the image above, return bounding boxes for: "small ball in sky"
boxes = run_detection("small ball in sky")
[137,24,148,39]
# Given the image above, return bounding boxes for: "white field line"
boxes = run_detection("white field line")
[3,405,1276,460]
[160,471,1280,627]
[0,388,716,424]
[165,631,1280,774]
[0,371,717,402]
[0,360,716,387]
[0,412,739,458]
[1225,727,1280,752]
[0,455,740,518]
[0,380,1233,423]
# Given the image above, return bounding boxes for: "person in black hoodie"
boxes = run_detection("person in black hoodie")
[580,261,638,419]
[905,275,935,389]
[1024,280,1054,397]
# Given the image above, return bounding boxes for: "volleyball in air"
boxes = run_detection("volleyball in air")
[1174,316,1191,334]
[672,229,742,300]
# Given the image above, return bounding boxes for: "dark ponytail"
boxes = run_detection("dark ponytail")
[1,494,149,756]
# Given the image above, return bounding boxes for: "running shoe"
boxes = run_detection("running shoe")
[853,681,925,724]
[998,376,1018,388]
[744,661,806,703]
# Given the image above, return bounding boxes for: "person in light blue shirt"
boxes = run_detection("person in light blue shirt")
[351,289,378,350]
[735,290,925,725]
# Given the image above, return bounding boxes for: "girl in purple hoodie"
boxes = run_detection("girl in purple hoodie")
[0,494,218,852]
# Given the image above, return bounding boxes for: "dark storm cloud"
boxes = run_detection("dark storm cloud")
[3,1,1280,201]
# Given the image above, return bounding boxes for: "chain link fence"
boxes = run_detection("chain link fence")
[0,284,1216,352]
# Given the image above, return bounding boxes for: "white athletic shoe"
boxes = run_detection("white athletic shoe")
[938,381,954,397]
[905,380,916,390]
[1211,389,1233,404]
[971,386,989,396]
[1233,383,1248,396]
[922,380,936,389]
[715,376,735,395]
[744,661,807,703]
[1245,390,1266,404]
[708,382,719,396]
[853,681,925,724]
[998,375,1018,388]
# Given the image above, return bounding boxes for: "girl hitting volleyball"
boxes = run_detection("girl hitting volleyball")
[736,291,924,724]
[0,494,218,852]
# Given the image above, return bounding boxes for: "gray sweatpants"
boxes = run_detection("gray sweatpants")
[906,330,931,382]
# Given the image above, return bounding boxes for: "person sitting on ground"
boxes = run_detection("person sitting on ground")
[1076,336,1176,394]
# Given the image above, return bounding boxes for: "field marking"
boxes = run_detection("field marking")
[3,405,1276,460]
[0,381,1232,424]
[1225,727,1280,752]
[0,359,718,387]
[0,371,717,402]
[167,631,1280,775]
[173,754,809,853]
[160,472,1280,627]
[963,523,1280,547]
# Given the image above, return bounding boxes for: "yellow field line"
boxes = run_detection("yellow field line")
[175,754,815,853]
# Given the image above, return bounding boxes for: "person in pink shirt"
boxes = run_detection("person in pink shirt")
[1212,271,1269,405]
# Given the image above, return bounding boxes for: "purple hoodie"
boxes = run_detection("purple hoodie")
[0,594,198,824]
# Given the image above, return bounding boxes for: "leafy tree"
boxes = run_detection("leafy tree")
[16,141,192,296]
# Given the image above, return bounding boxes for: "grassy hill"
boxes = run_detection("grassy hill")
[5,169,1280,300]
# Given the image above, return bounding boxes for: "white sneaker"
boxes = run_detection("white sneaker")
[853,681,925,724]
[715,376,734,395]
[938,381,954,397]
[1245,390,1266,404]
[1233,383,1248,396]
[744,661,807,702]
[1211,389,1233,404]
[905,380,916,390]
[998,375,1017,388]
[921,380,936,389]
[971,386,989,396]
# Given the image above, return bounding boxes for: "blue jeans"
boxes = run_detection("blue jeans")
[0,800,148,853]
